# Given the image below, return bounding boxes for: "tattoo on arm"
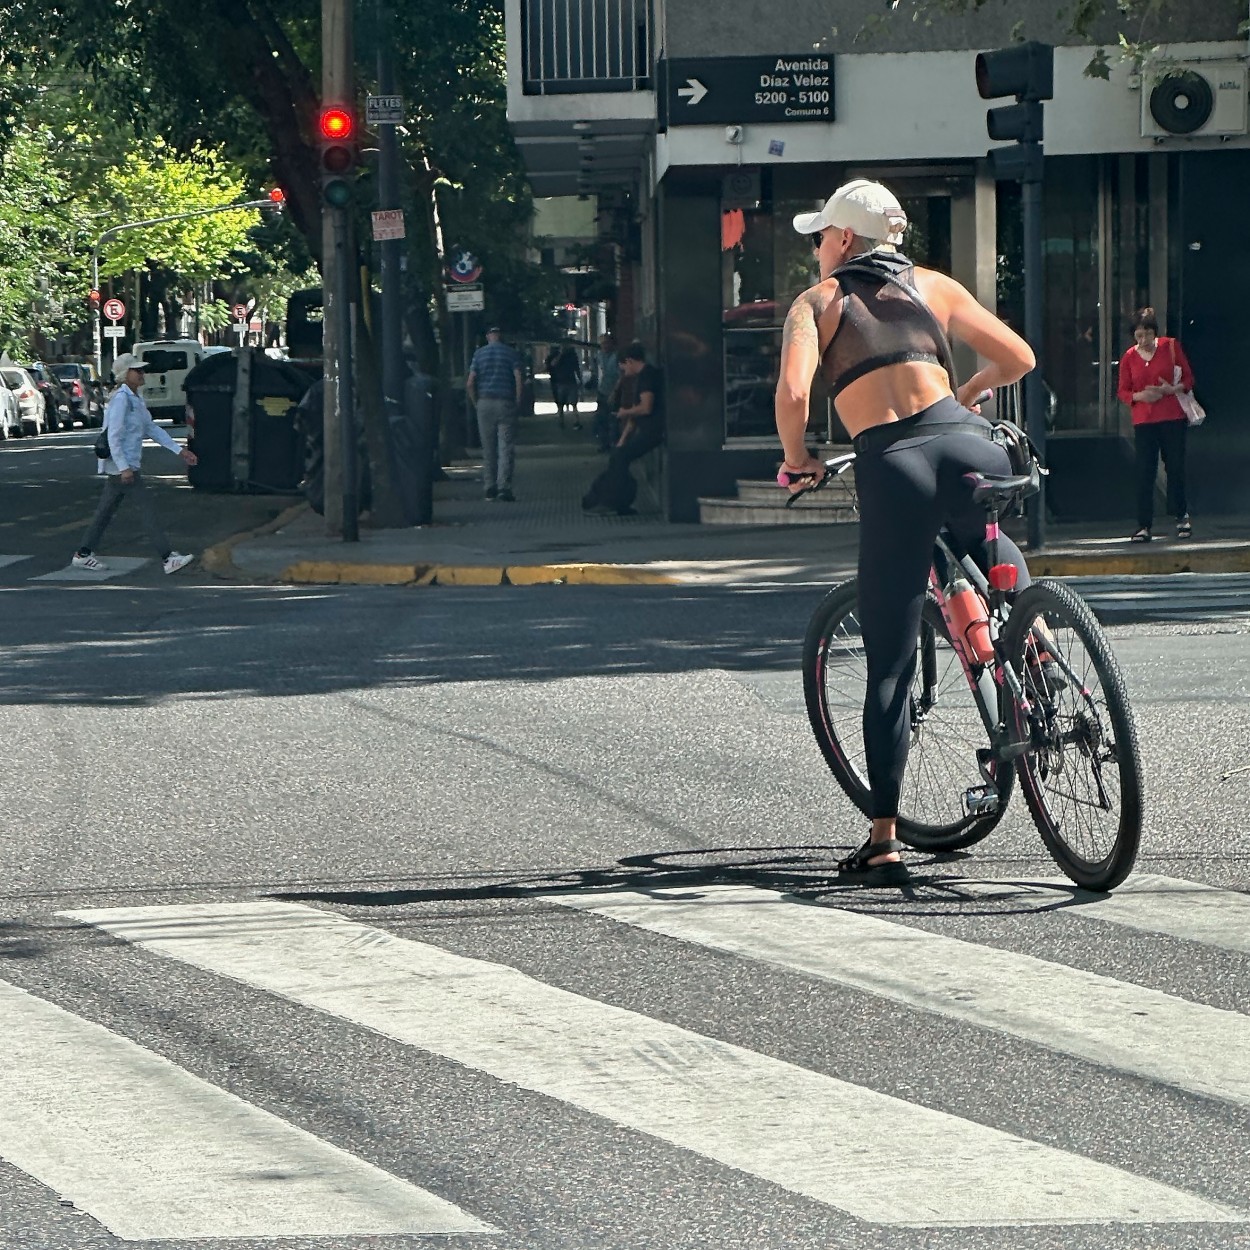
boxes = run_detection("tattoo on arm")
[781,291,820,353]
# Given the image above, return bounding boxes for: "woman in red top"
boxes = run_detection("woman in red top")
[1117,306,1195,540]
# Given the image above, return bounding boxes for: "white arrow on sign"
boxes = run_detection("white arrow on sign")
[677,78,708,106]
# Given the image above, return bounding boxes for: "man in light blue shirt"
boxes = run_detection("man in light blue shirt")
[73,352,199,574]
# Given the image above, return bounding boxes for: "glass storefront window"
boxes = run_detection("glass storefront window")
[721,192,832,440]
[997,157,1105,433]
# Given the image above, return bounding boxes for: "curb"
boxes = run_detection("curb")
[201,502,310,582]
[1026,544,1250,577]
[278,561,677,587]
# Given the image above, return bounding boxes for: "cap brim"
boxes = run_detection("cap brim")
[792,210,825,235]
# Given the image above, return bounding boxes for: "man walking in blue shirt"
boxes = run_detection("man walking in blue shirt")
[72,353,198,574]
[467,327,523,502]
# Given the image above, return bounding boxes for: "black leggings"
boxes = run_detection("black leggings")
[854,397,1031,819]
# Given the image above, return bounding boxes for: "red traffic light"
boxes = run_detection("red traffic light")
[267,187,286,204]
[88,289,101,309]
[319,108,353,141]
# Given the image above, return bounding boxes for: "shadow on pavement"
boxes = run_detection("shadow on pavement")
[0,582,821,707]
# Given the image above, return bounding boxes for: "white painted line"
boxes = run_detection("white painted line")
[0,554,30,569]
[549,886,1250,1112]
[941,874,1250,958]
[35,557,149,582]
[64,901,1240,1228]
[0,978,492,1241]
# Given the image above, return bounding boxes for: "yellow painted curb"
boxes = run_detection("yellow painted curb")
[506,564,677,586]
[434,566,506,586]
[1027,545,1250,577]
[201,502,309,581]
[282,560,428,585]
[276,561,678,586]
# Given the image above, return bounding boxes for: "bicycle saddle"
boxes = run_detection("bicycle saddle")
[963,470,1039,505]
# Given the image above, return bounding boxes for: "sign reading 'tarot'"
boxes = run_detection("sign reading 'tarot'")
[662,55,834,127]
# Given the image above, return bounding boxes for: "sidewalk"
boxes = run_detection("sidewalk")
[212,403,1250,586]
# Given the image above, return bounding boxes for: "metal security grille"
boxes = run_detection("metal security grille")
[522,0,652,94]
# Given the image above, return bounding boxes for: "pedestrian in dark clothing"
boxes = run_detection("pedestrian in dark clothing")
[550,344,581,430]
[468,327,523,501]
[581,341,663,515]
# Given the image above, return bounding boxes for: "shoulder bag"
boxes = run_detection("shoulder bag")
[1168,340,1205,427]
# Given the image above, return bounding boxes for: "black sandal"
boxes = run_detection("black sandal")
[836,836,911,886]
[1177,515,1192,539]
[1130,528,1152,543]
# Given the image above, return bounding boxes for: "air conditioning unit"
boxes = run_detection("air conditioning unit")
[1141,61,1247,138]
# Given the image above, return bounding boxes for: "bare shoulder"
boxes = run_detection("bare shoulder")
[782,279,841,346]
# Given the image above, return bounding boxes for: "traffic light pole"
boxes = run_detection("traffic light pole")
[322,0,355,539]
[1022,174,1046,551]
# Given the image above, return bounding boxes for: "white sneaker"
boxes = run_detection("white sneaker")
[72,552,107,571]
[163,552,195,575]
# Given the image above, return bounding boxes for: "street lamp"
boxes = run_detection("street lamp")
[91,194,286,374]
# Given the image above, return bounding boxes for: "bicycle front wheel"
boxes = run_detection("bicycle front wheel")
[1003,578,1143,891]
[802,579,1010,851]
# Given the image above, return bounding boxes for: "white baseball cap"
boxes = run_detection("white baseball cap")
[792,179,909,245]
[111,352,148,381]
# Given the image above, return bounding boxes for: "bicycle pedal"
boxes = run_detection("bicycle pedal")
[964,784,999,817]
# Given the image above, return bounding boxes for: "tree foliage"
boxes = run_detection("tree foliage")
[876,0,1250,78]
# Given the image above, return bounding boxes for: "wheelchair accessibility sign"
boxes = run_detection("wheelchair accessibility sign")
[447,250,482,284]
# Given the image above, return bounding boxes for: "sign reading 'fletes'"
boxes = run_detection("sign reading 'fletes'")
[662,55,834,127]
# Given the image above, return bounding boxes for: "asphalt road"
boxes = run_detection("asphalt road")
[1,562,1248,1250]
[0,423,291,582]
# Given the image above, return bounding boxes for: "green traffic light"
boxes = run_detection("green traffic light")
[322,178,353,208]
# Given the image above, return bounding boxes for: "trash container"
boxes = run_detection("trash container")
[184,348,311,493]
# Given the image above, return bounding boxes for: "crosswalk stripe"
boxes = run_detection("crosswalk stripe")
[34,556,149,581]
[0,555,30,569]
[548,885,1250,1111]
[939,874,1250,958]
[64,900,1240,1228]
[0,978,492,1241]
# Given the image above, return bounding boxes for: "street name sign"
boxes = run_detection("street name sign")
[366,94,404,125]
[371,209,406,241]
[445,286,484,313]
[662,55,834,127]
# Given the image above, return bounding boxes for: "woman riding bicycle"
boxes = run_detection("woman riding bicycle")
[776,179,1036,885]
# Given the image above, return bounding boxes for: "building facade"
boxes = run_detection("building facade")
[507,0,1250,520]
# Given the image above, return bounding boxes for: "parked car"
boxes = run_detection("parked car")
[49,362,105,428]
[21,363,72,432]
[0,366,45,435]
[0,381,20,439]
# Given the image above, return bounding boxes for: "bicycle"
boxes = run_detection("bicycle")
[792,452,1144,892]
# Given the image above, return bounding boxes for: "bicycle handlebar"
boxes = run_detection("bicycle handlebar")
[782,453,857,507]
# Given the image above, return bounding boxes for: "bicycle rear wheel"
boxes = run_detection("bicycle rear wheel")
[1003,578,1143,891]
[802,579,1010,851]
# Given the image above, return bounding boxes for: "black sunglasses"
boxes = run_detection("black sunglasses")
[810,232,824,250]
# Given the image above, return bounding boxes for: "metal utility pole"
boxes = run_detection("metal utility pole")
[377,1,405,439]
[322,0,357,539]
[976,40,1053,550]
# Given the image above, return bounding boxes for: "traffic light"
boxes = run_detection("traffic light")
[318,106,357,208]
[88,289,101,312]
[267,186,286,206]
[975,41,1053,182]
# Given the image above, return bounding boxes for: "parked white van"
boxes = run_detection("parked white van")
[133,338,204,423]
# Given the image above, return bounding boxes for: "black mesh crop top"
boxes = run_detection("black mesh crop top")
[819,251,949,399]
